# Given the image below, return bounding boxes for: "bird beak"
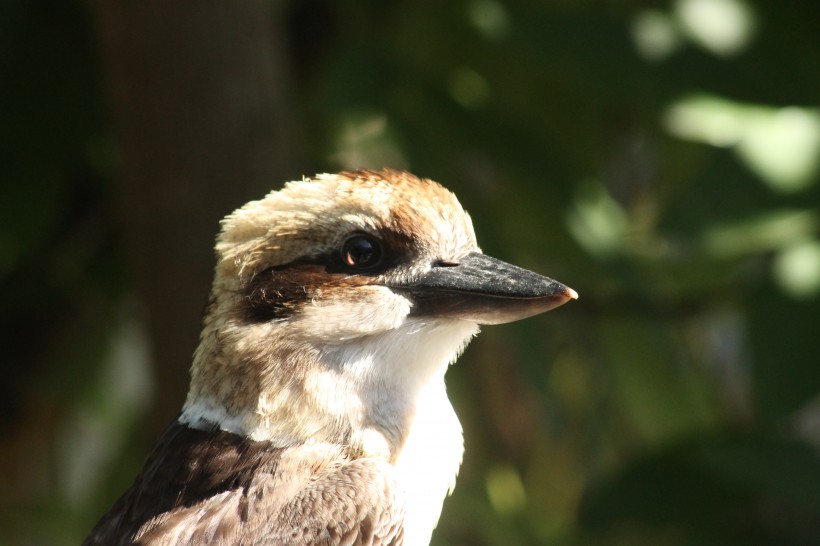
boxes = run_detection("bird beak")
[395,252,578,325]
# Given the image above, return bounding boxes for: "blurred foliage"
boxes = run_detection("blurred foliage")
[2,0,819,545]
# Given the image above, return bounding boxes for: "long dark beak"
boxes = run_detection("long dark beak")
[393,252,577,325]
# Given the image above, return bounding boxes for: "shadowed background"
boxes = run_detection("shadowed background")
[2,1,819,544]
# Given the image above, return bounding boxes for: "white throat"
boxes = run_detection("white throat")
[317,318,478,545]
[179,317,477,544]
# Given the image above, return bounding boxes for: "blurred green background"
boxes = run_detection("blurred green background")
[2,0,820,544]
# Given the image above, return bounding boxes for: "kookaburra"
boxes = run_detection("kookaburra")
[83,169,577,546]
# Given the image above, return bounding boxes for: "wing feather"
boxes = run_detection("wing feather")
[82,422,405,546]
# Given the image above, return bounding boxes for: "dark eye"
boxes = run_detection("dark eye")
[341,234,384,270]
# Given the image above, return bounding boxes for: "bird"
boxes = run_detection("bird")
[83,168,577,546]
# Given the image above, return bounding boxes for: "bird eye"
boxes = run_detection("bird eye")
[341,234,384,270]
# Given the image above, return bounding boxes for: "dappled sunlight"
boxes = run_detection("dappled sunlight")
[664,95,746,147]
[329,111,408,171]
[565,180,630,258]
[675,0,756,57]
[467,0,511,42]
[59,305,154,507]
[737,107,820,193]
[485,464,527,516]
[631,10,683,62]
[448,66,491,109]
[701,209,817,257]
[665,95,820,192]
[774,239,820,299]
[632,0,755,61]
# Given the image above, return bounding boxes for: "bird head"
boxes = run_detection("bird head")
[182,169,576,453]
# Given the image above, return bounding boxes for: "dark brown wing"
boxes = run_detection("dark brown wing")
[82,422,281,545]
[82,421,405,546]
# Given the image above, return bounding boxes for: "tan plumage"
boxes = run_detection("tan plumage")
[84,425,404,545]
[83,169,576,546]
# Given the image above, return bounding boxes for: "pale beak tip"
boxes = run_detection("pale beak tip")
[565,287,579,301]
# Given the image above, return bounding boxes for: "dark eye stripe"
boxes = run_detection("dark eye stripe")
[239,267,314,322]
[235,228,417,323]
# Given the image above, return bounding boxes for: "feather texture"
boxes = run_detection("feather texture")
[83,422,405,546]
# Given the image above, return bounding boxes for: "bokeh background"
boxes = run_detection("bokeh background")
[3,0,820,544]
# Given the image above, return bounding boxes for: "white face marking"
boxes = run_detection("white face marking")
[298,286,413,343]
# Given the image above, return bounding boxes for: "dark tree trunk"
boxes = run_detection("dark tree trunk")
[93,0,302,443]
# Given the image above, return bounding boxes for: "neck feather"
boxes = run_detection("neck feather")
[179,317,478,459]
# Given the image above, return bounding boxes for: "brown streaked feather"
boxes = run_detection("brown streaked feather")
[239,264,372,324]
[240,266,314,322]
[82,422,405,546]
